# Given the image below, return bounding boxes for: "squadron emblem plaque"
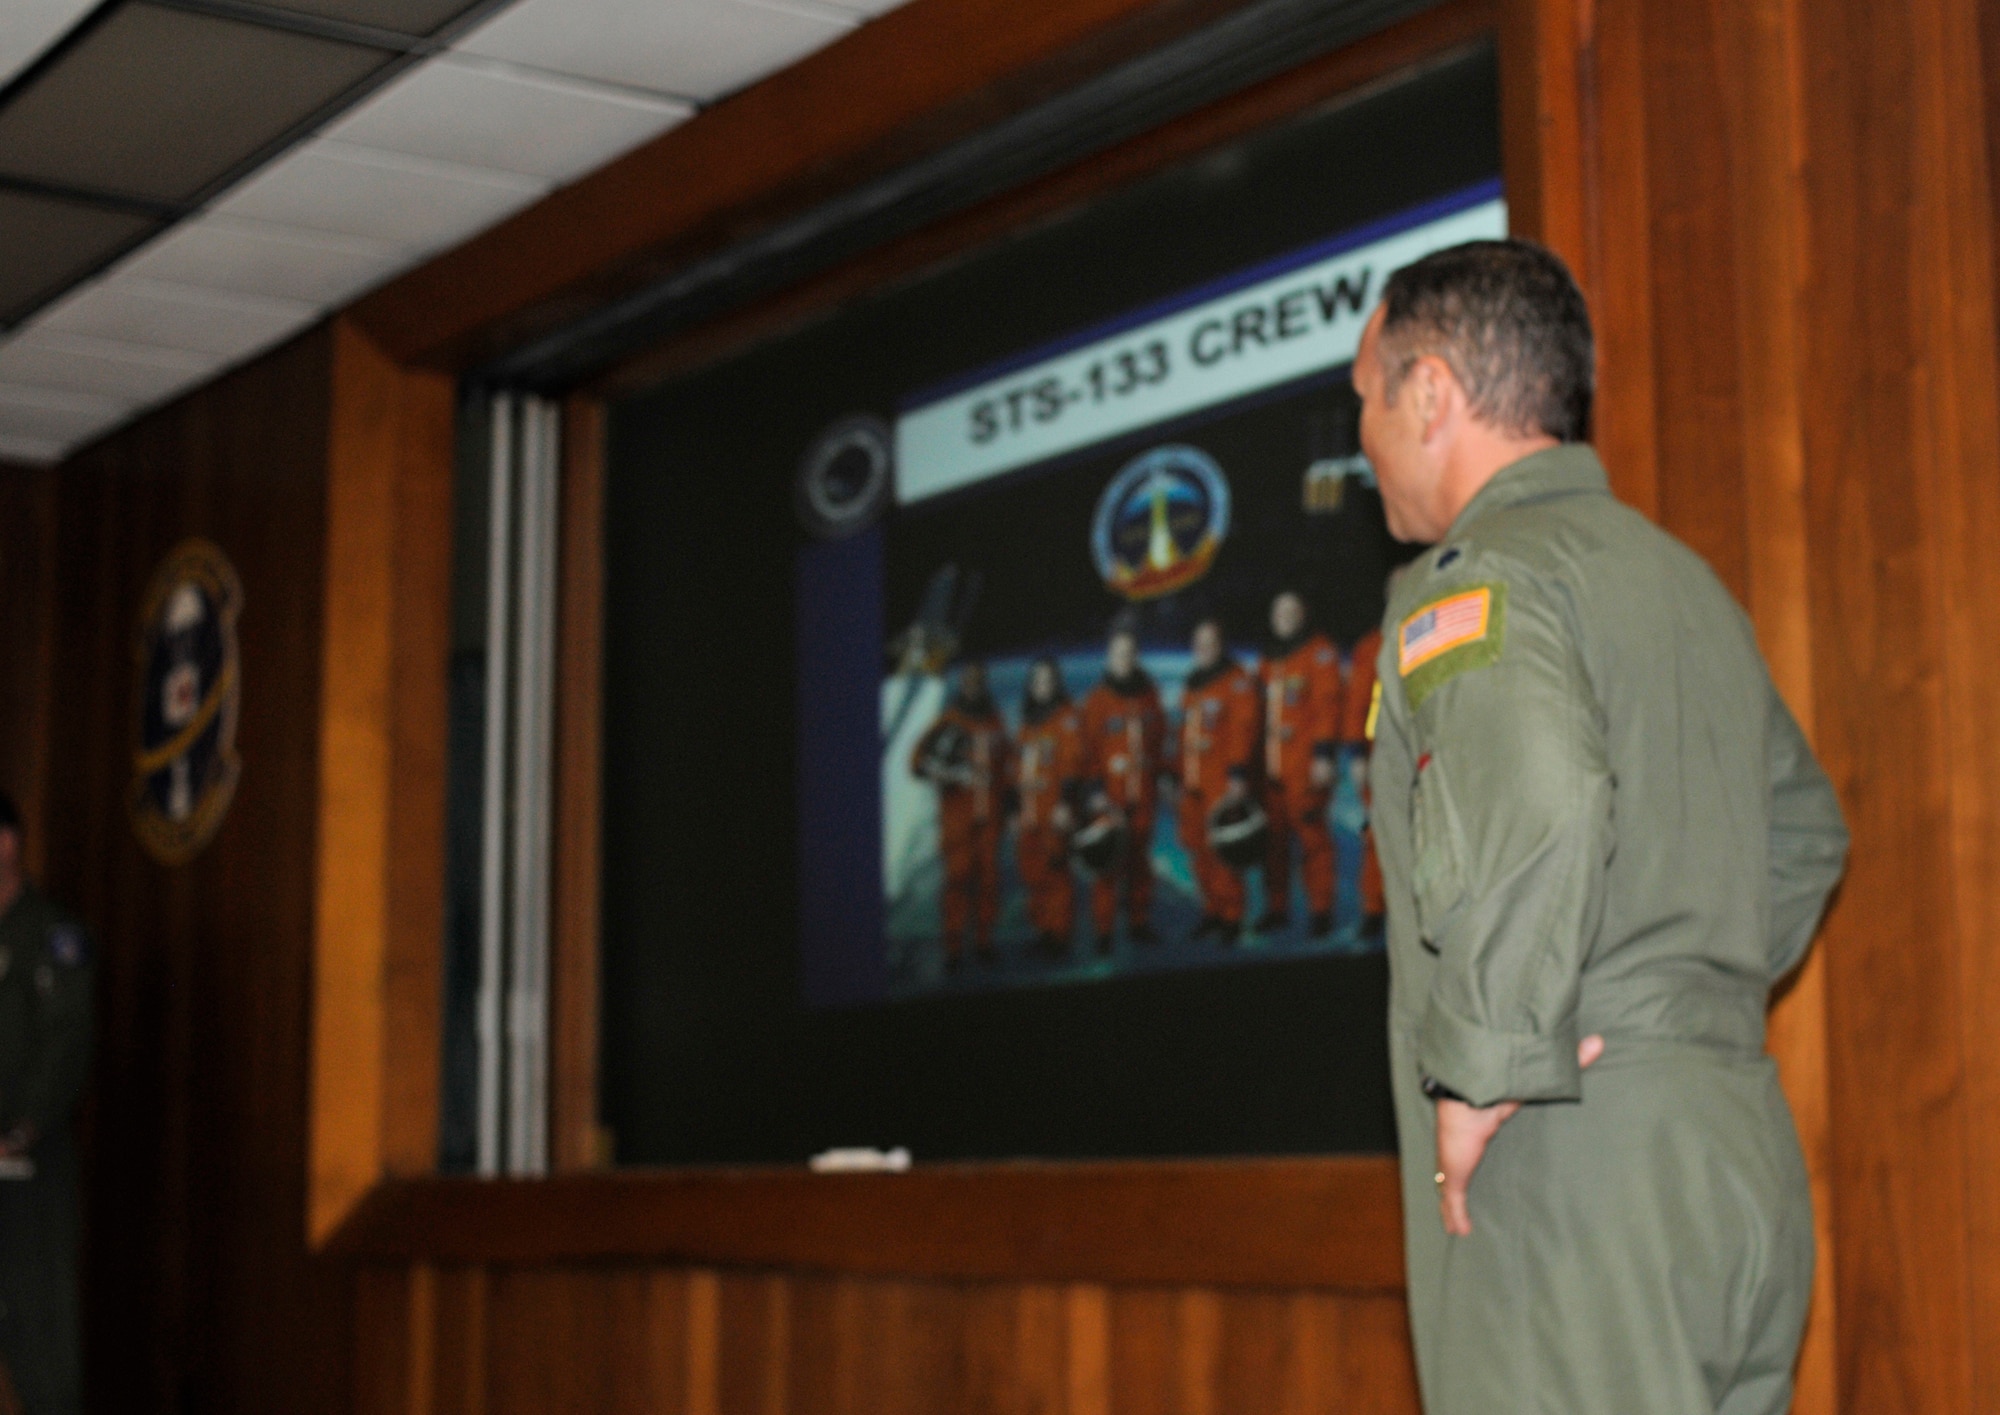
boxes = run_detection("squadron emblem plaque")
[130,539,242,865]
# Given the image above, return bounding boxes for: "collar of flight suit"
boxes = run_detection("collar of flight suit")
[1445,440,1611,538]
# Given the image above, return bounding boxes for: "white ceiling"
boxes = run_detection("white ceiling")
[0,2,101,87]
[0,0,906,466]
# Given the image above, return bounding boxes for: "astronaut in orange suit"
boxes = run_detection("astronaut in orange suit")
[1342,623,1386,932]
[910,662,1012,968]
[1175,619,1260,945]
[1079,625,1167,950]
[1259,591,1342,936]
[1014,657,1084,958]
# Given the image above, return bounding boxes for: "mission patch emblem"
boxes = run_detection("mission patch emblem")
[1090,444,1230,601]
[130,538,243,866]
[797,414,893,538]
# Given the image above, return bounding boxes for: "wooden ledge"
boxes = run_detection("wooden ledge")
[327,1155,1406,1292]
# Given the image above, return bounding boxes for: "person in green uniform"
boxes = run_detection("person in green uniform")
[1352,241,1848,1415]
[0,791,91,1415]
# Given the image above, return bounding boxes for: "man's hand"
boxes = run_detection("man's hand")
[1435,1033,1605,1236]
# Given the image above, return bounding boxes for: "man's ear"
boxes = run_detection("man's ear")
[1411,355,1462,443]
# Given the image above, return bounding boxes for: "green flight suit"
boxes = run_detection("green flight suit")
[1371,444,1848,1415]
[0,887,93,1415]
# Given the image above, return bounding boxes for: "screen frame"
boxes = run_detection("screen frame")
[331,0,1595,1291]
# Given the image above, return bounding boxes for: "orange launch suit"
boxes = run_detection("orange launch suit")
[910,703,1012,959]
[1175,660,1261,926]
[1079,673,1167,938]
[1014,701,1085,941]
[1342,626,1386,920]
[1260,632,1343,920]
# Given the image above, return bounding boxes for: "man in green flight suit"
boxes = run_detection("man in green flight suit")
[1353,241,1848,1415]
[0,790,92,1415]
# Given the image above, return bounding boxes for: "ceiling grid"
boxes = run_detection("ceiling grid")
[0,0,905,464]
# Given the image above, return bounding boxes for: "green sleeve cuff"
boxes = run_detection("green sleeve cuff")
[1416,993,1580,1107]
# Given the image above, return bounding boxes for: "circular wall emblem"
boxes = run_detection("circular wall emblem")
[130,539,243,866]
[1090,444,1231,601]
[796,414,893,538]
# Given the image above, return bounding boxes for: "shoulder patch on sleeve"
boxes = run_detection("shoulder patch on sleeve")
[1399,582,1508,710]
[48,924,89,969]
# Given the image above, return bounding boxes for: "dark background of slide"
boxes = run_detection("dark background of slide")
[598,45,1498,1167]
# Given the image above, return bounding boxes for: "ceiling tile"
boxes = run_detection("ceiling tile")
[0,328,221,405]
[0,0,99,92]
[734,0,894,22]
[0,380,131,449]
[212,139,548,254]
[259,0,488,39]
[323,54,690,182]
[0,5,391,204]
[455,0,852,101]
[118,214,405,306]
[0,433,70,465]
[809,0,911,14]
[37,277,318,358]
[0,189,158,327]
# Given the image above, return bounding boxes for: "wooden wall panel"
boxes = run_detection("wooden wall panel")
[551,399,607,1173]
[34,331,356,1415]
[1793,0,2000,1409]
[331,1160,1404,1292]
[310,320,457,1243]
[0,463,56,875]
[351,1266,1418,1415]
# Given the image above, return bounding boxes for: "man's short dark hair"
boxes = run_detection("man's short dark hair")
[1378,239,1594,443]
[0,791,19,838]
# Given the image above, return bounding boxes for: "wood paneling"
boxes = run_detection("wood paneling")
[310,320,456,1244]
[1496,0,1590,280]
[1582,0,1659,517]
[37,331,354,1414]
[332,1158,1405,1290]
[0,463,56,875]
[1792,0,2000,1409]
[550,398,606,1173]
[350,1265,1418,1415]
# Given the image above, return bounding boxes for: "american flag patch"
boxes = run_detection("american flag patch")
[1399,588,1492,674]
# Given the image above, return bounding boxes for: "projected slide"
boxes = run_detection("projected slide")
[874,182,1505,997]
